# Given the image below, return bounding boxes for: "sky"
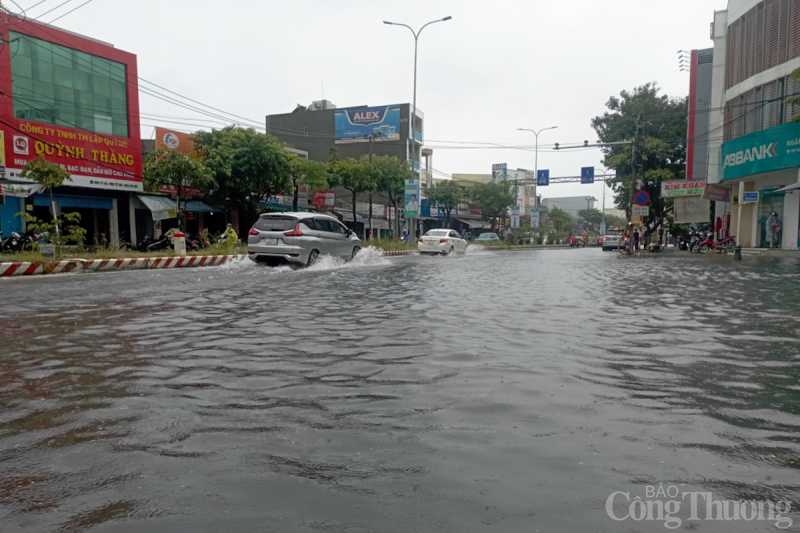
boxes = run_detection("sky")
[17,0,725,206]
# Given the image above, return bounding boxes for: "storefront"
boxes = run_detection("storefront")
[718,122,800,249]
[134,194,217,243]
[0,14,142,243]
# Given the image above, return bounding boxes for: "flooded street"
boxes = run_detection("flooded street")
[1,248,799,532]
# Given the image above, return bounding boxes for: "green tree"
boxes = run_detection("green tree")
[21,154,73,237]
[373,155,415,237]
[287,153,328,211]
[547,206,573,233]
[328,157,376,228]
[143,149,215,230]
[603,213,628,229]
[425,180,464,228]
[591,83,687,238]
[192,127,293,229]
[470,180,515,231]
[578,207,603,231]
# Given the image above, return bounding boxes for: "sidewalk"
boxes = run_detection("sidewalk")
[740,248,800,256]
[0,254,246,277]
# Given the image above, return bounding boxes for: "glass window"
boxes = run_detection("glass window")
[254,217,298,232]
[332,221,349,235]
[10,32,129,138]
[300,218,318,230]
[315,219,337,233]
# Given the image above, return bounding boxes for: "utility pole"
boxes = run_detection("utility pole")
[627,114,643,255]
[364,132,383,241]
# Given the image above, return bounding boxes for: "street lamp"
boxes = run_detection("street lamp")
[385,16,452,237]
[517,126,558,206]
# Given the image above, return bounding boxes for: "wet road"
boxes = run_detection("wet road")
[1,247,799,532]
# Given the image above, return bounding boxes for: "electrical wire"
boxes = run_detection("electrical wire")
[31,0,73,20]
[47,0,93,25]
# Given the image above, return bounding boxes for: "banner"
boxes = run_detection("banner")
[3,123,142,191]
[674,197,710,223]
[298,184,309,204]
[530,207,540,228]
[702,183,732,202]
[510,206,520,228]
[404,179,420,218]
[155,127,197,157]
[335,105,401,143]
[661,180,706,198]
[313,191,335,207]
[0,182,45,197]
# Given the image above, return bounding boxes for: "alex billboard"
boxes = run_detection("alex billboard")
[335,105,401,143]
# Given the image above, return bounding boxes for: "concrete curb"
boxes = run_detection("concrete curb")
[0,255,247,277]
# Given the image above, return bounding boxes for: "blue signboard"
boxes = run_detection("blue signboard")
[581,166,594,184]
[742,191,760,203]
[335,105,401,143]
[537,169,550,186]
[634,191,650,206]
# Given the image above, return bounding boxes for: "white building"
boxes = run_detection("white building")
[707,0,800,249]
[541,196,596,219]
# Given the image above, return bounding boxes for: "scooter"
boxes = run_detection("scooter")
[697,231,736,254]
[0,231,25,253]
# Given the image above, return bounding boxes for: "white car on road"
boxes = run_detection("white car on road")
[418,229,468,255]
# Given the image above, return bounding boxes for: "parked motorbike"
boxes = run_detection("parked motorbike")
[138,235,171,252]
[0,231,25,253]
[697,231,736,254]
[184,233,203,252]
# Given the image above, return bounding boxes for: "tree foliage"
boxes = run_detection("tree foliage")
[470,180,515,231]
[192,127,292,228]
[547,206,573,232]
[143,149,215,229]
[425,180,464,228]
[372,155,415,236]
[21,154,73,190]
[287,154,328,210]
[328,157,376,226]
[591,83,687,230]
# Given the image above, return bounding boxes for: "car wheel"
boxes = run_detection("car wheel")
[350,246,361,261]
[307,249,320,266]
[445,246,454,256]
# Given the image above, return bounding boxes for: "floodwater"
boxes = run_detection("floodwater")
[1,247,799,532]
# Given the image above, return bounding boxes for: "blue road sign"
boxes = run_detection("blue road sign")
[537,169,550,186]
[581,166,594,184]
[634,191,651,206]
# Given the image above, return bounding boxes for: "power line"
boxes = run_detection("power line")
[47,0,93,24]
[31,0,73,20]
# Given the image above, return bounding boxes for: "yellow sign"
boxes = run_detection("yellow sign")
[168,209,177,219]
[0,130,6,170]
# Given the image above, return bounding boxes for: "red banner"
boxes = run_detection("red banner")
[313,190,335,207]
[3,121,143,192]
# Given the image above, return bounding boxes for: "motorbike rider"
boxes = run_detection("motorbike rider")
[224,223,238,250]
[766,212,781,248]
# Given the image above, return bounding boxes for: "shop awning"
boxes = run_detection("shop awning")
[138,194,175,212]
[138,195,218,213]
[33,194,112,209]
[779,181,800,192]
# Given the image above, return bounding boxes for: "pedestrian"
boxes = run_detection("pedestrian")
[766,212,781,248]
[401,230,409,244]
[223,223,238,251]
[633,227,640,253]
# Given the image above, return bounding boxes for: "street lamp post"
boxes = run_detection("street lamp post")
[517,126,557,207]
[385,16,451,238]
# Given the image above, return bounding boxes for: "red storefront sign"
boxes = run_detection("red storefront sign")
[3,122,143,192]
[313,190,335,207]
[159,185,203,196]
[468,204,482,216]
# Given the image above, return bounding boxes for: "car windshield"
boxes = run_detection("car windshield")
[481,233,498,239]
[254,216,297,231]
[425,230,449,237]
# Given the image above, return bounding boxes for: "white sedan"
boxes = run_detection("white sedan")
[418,229,468,255]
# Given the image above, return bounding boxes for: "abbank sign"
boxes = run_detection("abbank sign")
[721,122,800,181]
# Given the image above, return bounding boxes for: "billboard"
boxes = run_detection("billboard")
[674,197,711,223]
[155,127,197,157]
[3,123,143,192]
[313,191,335,207]
[404,179,420,218]
[530,207,540,228]
[661,180,706,198]
[335,105,401,143]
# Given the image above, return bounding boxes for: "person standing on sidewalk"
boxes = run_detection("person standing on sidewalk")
[633,227,641,253]
[766,212,781,248]
[224,223,238,251]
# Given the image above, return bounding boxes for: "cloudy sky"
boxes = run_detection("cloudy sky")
[26,0,723,204]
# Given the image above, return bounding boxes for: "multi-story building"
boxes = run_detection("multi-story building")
[707,0,800,249]
[541,196,596,219]
[0,13,143,245]
[266,101,424,172]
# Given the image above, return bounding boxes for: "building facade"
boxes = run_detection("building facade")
[707,0,800,249]
[0,14,142,245]
[541,196,596,219]
[266,102,424,171]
